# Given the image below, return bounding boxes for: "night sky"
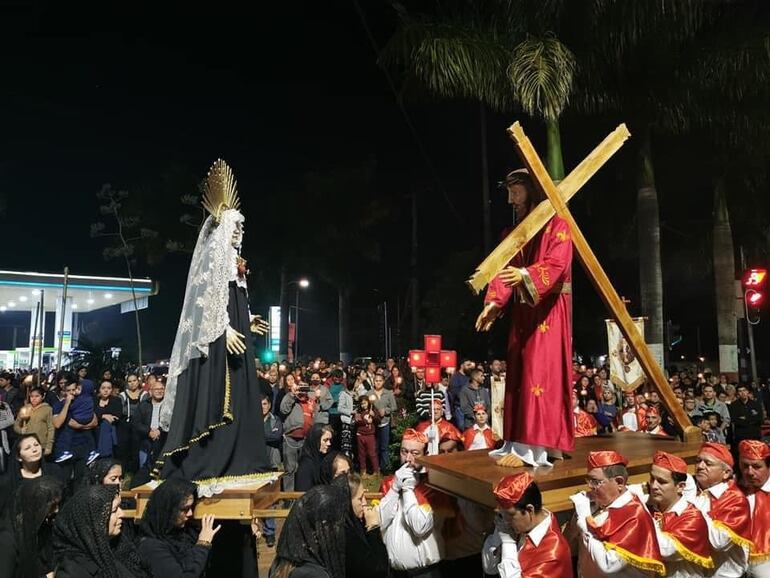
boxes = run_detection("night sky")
[1,1,768,372]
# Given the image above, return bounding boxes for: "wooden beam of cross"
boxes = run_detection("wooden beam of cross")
[506,122,700,442]
[466,124,631,295]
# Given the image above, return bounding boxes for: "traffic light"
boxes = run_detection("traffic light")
[742,267,767,319]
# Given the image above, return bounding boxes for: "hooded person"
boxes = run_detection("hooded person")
[691,442,752,578]
[155,160,269,493]
[646,451,713,577]
[0,475,63,578]
[738,439,770,576]
[294,424,334,491]
[137,478,220,578]
[53,484,149,578]
[269,481,347,578]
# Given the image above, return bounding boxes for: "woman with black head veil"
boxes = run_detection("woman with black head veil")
[53,485,149,578]
[342,473,389,578]
[137,478,221,578]
[0,475,63,578]
[319,450,352,484]
[269,479,347,578]
[294,424,333,491]
[0,433,62,519]
[83,457,124,487]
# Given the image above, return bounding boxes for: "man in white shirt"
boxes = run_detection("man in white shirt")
[567,450,664,577]
[691,442,752,578]
[482,472,573,577]
[646,451,713,577]
[738,439,770,577]
[378,428,452,578]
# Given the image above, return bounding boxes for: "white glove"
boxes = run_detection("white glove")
[570,491,592,533]
[394,463,413,491]
[682,474,697,502]
[401,470,419,492]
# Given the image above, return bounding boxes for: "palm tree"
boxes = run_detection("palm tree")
[571,1,770,370]
[381,1,576,252]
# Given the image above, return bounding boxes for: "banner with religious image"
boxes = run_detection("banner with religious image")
[606,318,646,392]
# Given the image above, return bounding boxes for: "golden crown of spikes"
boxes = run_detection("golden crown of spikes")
[202,159,241,223]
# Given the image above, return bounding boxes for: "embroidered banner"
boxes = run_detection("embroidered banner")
[606,318,646,392]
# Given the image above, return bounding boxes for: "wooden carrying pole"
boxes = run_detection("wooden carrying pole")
[507,122,700,442]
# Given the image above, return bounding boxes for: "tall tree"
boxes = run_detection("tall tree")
[381,1,576,252]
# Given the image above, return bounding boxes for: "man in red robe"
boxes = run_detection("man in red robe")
[567,450,665,577]
[462,403,499,450]
[647,450,714,577]
[416,398,462,454]
[482,471,573,577]
[738,439,770,576]
[572,389,598,438]
[476,169,573,467]
[692,442,752,578]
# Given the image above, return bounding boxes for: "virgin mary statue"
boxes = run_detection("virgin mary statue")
[154,159,269,493]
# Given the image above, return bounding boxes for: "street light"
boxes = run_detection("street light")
[289,278,310,359]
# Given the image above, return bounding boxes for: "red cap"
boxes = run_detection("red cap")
[473,403,487,414]
[738,439,770,461]
[652,451,688,475]
[493,472,535,509]
[699,442,734,468]
[402,428,428,445]
[587,450,628,470]
[646,406,660,417]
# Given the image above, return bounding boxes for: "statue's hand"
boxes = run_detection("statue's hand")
[499,266,524,287]
[226,326,247,355]
[475,302,502,332]
[250,315,269,335]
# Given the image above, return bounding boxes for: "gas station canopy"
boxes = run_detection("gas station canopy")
[0,270,157,313]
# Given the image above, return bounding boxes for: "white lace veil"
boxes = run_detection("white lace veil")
[159,209,244,430]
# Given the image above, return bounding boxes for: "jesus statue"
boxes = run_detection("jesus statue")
[475,168,574,467]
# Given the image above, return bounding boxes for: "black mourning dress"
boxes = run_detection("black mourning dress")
[157,281,268,482]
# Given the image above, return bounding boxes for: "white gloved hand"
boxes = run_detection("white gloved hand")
[498,530,519,562]
[401,470,419,492]
[393,463,413,491]
[570,491,592,533]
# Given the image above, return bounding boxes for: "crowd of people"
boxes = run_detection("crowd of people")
[0,358,768,577]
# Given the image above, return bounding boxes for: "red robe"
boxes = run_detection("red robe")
[707,481,753,550]
[573,409,597,437]
[749,485,770,564]
[658,501,714,570]
[485,216,573,451]
[587,494,665,575]
[518,515,573,578]
[461,425,497,449]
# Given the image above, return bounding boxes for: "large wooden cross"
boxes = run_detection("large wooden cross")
[469,122,700,443]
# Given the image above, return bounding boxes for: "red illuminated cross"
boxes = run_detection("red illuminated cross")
[408,335,457,384]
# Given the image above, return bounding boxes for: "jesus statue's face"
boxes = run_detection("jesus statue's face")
[507,182,532,220]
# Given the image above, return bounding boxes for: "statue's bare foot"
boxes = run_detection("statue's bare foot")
[496,454,525,468]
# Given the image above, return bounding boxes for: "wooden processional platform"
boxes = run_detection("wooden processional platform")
[125,475,282,520]
[418,434,702,513]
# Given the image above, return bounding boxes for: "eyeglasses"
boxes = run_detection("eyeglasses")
[585,477,608,488]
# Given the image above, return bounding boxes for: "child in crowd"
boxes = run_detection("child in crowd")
[54,379,99,464]
[693,414,719,443]
[462,403,498,450]
[704,411,726,443]
[354,395,379,476]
